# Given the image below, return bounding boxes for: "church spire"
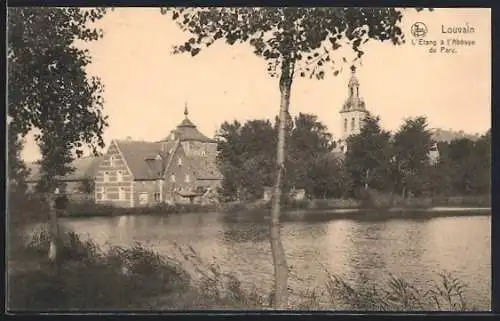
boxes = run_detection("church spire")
[184,101,189,118]
[348,65,360,98]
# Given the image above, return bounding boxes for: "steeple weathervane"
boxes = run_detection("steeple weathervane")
[348,65,359,98]
[184,101,189,118]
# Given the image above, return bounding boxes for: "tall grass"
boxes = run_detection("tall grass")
[8,230,479,311]
[322,271,470,311]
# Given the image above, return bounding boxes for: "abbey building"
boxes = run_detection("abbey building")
[26,105,222,207]
[332,65,439,164]
[333,65,369,154]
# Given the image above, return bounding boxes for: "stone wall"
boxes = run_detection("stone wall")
[95,140,134,207]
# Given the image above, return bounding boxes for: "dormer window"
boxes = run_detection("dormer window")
[109,156,115,167]
[177,157,182,166]
[171,174,176,182]
[185,174,190,183]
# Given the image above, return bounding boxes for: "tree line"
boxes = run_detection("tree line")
[215,112,490,201]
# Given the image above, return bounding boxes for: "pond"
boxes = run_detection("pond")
[57,210,491,310]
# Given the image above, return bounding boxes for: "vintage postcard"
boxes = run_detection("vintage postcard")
[7,7,491,312]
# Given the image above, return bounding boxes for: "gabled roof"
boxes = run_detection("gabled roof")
[114,139,179,180]
[26,156,104,182]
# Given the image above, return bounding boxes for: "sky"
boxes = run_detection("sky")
[19,8,491,162]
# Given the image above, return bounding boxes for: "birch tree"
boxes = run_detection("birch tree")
[8,7,109,261]
[162,7,410,308]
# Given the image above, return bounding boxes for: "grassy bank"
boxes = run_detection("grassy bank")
[10,194,218,219]
[223,193,491,215]
[7,229,480,311]
[10,192,490,222]
[63,201,218,218]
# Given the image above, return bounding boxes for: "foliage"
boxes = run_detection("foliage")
[344,113,392,194]
[440,132,491,196]
[216,119,276,201]
[286,113,336,193]
[324,271,469,311]
[9,231,190,311]
[392,116,434,197]
[162,8,405,79]
[8,7,109,192]
[216,114,343,200]
[9,230,476,311]
[215,113,490,203]
[7,126,30,195]
[304,153,345,199]
[163,7,422,308]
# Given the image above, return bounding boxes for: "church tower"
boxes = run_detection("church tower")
[337,66,369,153]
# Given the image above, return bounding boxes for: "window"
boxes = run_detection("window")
[117,170,123,182]
[139,193,148,205]
[344,118,348,132]
[103,171,109,182]
[177,157,182,166]
[109,156,115,167]
[103,187,108,200]
[351,117,355,130]
[201,151,206,157]
[153,192,161,202]
[118,187,126,200]
[185,174,190,183]
[170,174,176,182]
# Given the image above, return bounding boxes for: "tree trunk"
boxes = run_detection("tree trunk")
[270,59,293,309]
[364,169,370,190]
[47,192,59,261]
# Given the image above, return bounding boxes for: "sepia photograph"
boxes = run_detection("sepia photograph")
[7,7,491,312]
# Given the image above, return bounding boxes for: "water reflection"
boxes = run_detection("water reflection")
[57,211,490,310]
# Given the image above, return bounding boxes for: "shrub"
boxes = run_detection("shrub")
[323,271,471,311]
[8,230,480,311]
[61,201,217,217]
[8,231,191,311]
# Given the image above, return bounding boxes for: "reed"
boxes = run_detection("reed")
[8,230,479,311]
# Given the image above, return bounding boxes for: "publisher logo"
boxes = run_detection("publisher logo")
[411,22,428,38]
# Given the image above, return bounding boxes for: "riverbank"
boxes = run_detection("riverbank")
[12,193,490,221]
[222,194,491,221]
[8,229,476,311]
